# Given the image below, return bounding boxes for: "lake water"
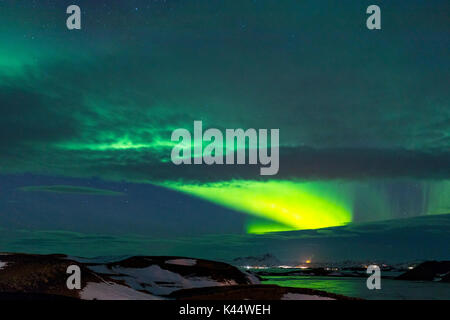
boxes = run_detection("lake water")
[262,275,450,300]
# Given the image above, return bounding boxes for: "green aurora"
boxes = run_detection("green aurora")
[164,179,450,233]
[164,180,352,233]
[0,1,449,236]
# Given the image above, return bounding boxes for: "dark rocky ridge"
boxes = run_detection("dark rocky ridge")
[0,253,348,300]
[396,261,450,282]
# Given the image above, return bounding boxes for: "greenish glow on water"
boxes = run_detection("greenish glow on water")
[262,276,450,300]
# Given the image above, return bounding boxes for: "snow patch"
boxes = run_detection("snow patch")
[282,293,335,300]
[111,265,236,295]
[165,259,197,266]
[87,264,116,275]
[0,261,7,270]
[244,271,260,284]
[80,282,161,300]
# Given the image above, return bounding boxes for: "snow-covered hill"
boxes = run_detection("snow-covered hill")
[0,253,350,300]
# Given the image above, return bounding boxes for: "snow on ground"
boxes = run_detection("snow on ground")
[244,272,260,284]
[110,265,237,295]
[282,293,335,300]
[165,259,197,266]
[87,264,116,275]
[80,282,162,300]
[0,261,7,270]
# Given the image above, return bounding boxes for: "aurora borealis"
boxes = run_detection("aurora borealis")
[0,0,449,246]
[165,180,352,232]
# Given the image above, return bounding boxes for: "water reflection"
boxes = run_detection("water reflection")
[262,276,450,300]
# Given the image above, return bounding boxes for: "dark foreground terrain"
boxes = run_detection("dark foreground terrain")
[0,253,356,300]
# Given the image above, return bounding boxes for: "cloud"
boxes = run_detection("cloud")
[2,214,449,261]
[18,185,125,196]
[0,67,448,182]
[0,0,448,184]
[65,146,450,183]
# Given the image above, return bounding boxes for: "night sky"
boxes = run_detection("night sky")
[0,0,449,257]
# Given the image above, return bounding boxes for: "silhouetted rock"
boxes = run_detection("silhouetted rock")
[0,253,353,300]
[397,261,450,282]
[0,253,263,299]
